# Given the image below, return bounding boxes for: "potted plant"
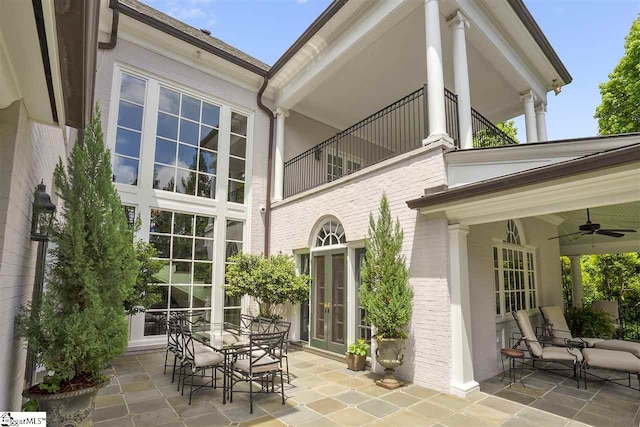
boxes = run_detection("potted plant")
[225,253,311,319]
[346,339,369,371]
[360,194,412,389]
[17,108,141,426]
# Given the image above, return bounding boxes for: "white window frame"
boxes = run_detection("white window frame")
[493,238,539,321]
[107,63,255,342]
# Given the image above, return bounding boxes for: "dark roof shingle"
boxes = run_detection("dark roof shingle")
[118,0,270,73]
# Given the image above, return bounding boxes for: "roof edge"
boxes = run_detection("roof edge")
[268,0,349,78]
[507,0,572,85]
[114,0,269,76]
[407,143,640,210]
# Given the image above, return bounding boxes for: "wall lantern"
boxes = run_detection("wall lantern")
[30,181,56,241]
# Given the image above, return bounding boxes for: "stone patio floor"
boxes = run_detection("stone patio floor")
[92,347,633,427]
[479,361,640,427]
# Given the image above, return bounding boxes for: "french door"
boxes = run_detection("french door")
[310,250,347,353]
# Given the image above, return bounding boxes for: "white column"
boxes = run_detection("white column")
[535,102,548,142]
[448,224,479,397]
[424,0,450,144]
[449,11,472,150]
[570,256,583,307]
[521,90,538,143]
[273,107,289,202]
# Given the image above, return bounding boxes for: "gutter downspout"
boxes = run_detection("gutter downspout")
[257,77,275,256]
[99,0,119,50]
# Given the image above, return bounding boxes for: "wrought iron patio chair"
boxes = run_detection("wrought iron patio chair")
[273,320,291,383]
[230,331,286,414]
[512,310,582,387]
[178,323,224,405]
[163,313,182,383]
[540,305,640,358]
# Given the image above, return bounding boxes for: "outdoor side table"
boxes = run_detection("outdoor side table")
[500,348,525,387]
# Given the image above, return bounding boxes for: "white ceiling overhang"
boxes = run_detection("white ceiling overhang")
[0,0,65,126]
[267,0,568,132]
[417,162,640,227]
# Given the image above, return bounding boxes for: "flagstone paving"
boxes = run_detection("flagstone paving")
[93,348,636,426]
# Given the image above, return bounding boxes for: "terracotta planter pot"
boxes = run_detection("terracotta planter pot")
[345,353,366,371]
[375,337,405,389]
[23,380,107,427]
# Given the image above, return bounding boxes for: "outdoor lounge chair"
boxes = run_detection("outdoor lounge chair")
[512,310,583,386]
[581,347,640,391]
[514,310,640,391]
[539,305,640,357]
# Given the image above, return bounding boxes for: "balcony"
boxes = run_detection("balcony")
[283,86,517,198]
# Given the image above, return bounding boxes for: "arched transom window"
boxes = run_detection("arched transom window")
[506,219,521,245]
[316,220,346,247]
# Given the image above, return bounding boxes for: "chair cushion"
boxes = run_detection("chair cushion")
[193,351,224,368]
[540,305,573,340]
[583,348,640,373]
[541,346,583,363]
[234,356,279,374]
[194,342,215,353]
[514,310,544,358]
[593,340,640,358]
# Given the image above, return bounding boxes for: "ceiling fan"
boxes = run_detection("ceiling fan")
[548,208,637,240]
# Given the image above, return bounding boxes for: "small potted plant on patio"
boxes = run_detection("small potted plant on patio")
[346,339,369,371]
[17,108,140,426]
[225,253,311,319]
[360,193,412,389]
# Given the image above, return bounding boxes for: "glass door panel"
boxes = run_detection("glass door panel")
[311,255,326,348]
[330,253,345,346]
[311,250,347,354]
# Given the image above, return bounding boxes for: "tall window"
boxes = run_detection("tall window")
[493,220,537,318]
[146,209,215,336]
[224,220,244,324]
[113,73,147,185]
[228,113,248,203]
[153,87,220,199]
[355,248,372,350]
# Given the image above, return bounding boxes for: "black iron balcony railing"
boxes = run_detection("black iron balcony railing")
[471,108,519,148]
[283,85,514,198]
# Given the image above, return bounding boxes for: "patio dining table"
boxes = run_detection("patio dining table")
[192,322,251,405]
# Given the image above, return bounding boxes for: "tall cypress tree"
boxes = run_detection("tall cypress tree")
[359,194,412,339]
[19,107,139,385]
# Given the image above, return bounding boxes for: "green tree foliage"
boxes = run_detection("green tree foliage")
[565,306,616,339]
[581,253,640,303]
[595,16,640,134]
[473,120,519,148]
[359,194,412,339]
[17,107,139,386]
[125,241,165,315]
[225,253,311,318]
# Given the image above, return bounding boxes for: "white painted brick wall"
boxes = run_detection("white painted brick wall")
[0,100,67,410]
[270,146,453,392]
[468,218,562,381]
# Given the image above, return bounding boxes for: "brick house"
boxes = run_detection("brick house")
[1,0,638,410]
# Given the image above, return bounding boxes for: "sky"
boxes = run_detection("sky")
[143,0,639,142]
